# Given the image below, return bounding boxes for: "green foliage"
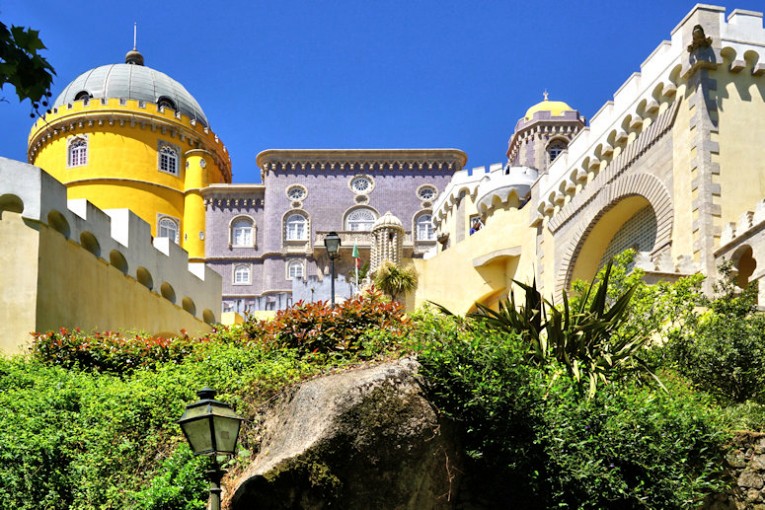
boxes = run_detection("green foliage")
[243,288,411,356]
[127,445,208,510]
[571,250,705,345]
[30,328,208,373]
[0,22,55,109]
[662,265,765,403]
[539,373,727,509]
[416,326,728,509]
[470,260,657,398]
[372,261,418,302]
[0,329,348,510]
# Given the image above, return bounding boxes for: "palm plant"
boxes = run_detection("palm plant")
[469,261,660,398]
[373,261,418,302]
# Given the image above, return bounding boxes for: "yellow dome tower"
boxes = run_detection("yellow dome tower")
[27,47,231,261]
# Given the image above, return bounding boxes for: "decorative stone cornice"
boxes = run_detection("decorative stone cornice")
[256,149,467,177]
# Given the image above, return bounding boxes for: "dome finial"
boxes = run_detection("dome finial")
[543,89,549,101]
[125,22,144,65]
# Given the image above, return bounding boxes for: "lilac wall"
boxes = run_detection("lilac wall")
[205,156,458,312]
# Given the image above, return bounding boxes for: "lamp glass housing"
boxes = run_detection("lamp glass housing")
[324,231,341,258]
[178,388,243,457]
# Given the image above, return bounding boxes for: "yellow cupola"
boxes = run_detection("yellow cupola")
[27,47,231,262]
[523,92,574,121]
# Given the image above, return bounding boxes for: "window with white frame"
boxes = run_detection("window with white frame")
[67,136,88,167]
[416,213,436,241]
[287,260,304,280]
[157,216,179,243]
[158,143,179,175]
[233,264,251,285]
[345,208,377,231]
[231,217,254,247]
[285,213,308,241]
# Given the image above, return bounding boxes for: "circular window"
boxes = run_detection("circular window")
[350,176,373,194]
[286,185,307,201]
[418,185,437,201]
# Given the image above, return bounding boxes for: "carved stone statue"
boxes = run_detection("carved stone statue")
[687,24,713,53]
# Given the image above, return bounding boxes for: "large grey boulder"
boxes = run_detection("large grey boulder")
[230,358,460,509]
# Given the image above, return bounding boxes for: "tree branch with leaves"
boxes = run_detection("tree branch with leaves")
[0,21,55,113]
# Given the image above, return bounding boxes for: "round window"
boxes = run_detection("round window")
[418,186,437,200]
[287,185,307,201]
[350,176,372,194]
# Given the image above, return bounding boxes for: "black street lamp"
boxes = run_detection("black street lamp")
[178,387,243,510]
[324,231,341,307]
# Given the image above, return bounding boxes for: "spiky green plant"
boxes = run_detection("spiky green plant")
[372,261,418,302]
[469,261,660,398]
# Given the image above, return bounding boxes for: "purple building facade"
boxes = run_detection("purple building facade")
[205,149,467,313]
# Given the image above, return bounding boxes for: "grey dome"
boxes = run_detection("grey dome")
[53,63,209,127]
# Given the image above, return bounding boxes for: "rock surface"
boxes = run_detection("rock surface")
[229,358,460,510]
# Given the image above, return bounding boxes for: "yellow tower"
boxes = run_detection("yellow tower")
[27,48,231,261]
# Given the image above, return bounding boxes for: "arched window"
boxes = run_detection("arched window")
[233,264,251,285]
[416,213,436,241]
[548,140,567,163]
[158,217,179,243]
[157,96,176,111]
[158,144,179,175]
[231,217,254,247]
[285,213,308,241]
[67,136,88,167]
[287,260,304,280]
[345,208,377,231]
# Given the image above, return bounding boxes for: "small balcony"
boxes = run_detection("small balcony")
[313,230,425,257]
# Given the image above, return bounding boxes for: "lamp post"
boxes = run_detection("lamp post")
[324,231,341,307]
[178,387,243,510]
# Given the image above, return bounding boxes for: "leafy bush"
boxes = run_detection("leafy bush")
[0,334,331,510]
[539,373,727,509]
[30,328,207,373]
[663,269,765,403]
[416,326,729,509]
[571,249,705,346]
[469,261,657,397]
[243,288,411,356]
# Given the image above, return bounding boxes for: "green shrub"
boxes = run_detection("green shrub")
[243,288,411,356]
[663,268,765,403]
[0,337,323,510]
[539,372,727,509]
[416,323,547,506]
[416,326,729,509]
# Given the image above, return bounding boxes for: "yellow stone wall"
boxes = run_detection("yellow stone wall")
[413,206,536,315]
[0,211,213,355]
[28,98,231,261]
[715,69,765,226]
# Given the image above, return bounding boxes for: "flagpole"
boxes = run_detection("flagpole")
[352,241,360,296]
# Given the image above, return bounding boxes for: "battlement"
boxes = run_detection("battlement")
[0,157,221,325]
[27,97,231,178]
[432,163,502,227]
[536,5,765,223]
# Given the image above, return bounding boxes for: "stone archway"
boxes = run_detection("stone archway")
[555,173,673,291]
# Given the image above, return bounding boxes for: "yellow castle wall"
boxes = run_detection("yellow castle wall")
[413,206,536,315]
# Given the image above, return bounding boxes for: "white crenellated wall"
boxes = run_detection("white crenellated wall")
[0,156,222,325]
[536,5,765,222]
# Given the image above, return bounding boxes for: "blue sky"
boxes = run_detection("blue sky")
[2,1,763,183]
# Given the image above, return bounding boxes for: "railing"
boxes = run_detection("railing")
[314,230,416,249]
